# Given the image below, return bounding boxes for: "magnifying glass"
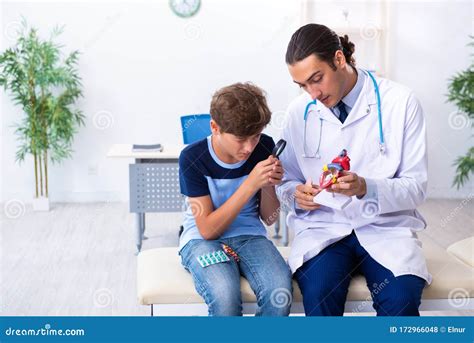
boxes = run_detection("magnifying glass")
[272,139,287,159]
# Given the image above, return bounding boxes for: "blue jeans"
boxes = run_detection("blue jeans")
[180,235,293,316]
[294,231,426,316]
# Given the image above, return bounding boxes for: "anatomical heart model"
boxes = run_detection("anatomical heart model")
[319,149,351,189]
[314,149,352,210]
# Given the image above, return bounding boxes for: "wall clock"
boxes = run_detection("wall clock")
[169,0,201,18]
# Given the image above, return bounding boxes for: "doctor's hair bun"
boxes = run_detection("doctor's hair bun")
[339,35,356,66]
[286,23,357,70]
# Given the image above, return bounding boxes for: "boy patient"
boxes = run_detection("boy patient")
[178,82,292,316]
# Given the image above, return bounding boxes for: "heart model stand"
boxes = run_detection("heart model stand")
[313,149,353,210]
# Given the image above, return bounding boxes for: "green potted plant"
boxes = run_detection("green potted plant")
[447,37,473,189]
[0,20,85,211]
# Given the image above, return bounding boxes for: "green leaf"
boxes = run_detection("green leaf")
[452,147,474,189]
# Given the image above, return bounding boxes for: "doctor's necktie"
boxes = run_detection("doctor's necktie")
[336,101,349,124]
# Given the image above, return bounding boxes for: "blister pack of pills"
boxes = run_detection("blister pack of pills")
[196,250,230,268]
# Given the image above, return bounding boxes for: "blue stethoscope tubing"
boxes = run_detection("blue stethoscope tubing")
[303,70,385,158]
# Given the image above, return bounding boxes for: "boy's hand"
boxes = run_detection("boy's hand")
[246,156,281,192]
[294,178,321,211]
[268,158,283,185]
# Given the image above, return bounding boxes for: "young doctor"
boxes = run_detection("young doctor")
[276,23,432,316]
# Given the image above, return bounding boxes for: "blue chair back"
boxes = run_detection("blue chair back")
[180,114,211,144]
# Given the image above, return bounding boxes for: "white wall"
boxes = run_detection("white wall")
[387,0,473,198]
[1,0,472,204]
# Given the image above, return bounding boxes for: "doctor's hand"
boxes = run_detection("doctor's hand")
[294,178,321,211]
[329,171,367,198]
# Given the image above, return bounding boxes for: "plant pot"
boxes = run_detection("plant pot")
[32,196,50,211]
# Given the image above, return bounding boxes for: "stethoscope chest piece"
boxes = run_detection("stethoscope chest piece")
[379,143,386,155]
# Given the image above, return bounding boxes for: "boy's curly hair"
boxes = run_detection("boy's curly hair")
[210,82,272,137]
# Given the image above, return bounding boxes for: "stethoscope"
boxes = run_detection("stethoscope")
[303,70,386,158]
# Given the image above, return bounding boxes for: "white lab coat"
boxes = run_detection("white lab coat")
[276,72,432,284]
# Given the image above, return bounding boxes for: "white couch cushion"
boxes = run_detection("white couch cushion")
[137,239,474,305]
[447,236,474,268]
